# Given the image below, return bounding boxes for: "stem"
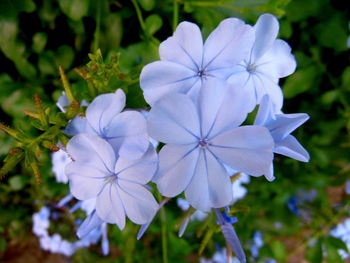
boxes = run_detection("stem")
[157,191,168,263]
[93,0,101,52]
[131,0,146,30]
[173,0,179,31]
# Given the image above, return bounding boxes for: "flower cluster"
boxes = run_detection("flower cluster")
[43,13,310,261]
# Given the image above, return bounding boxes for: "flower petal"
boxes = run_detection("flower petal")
[66,134,116,172]
[105,110,149,159]
[251,72,283,112]
[77,210,103,238]
[251,14,279,61]
[65,162,107,200]
[140,61,198,106]
[118,181,158,225]
[148,93,200,144]
[86,89,126,134]
[258,39,297,79]
[185,150,232,212]
[159,21,203,71]
[275,135,310,162]
[96,183,126,229]
[210,126,274,176]
[64,115,96,136]
[115,144,158,184]
[155,144,200,197]
[254,95,276,126]
[203,18,254,70]
[199,79,251,139]
[268,113,309,142]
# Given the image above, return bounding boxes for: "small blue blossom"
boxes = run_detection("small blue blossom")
[65,134,159,229]
[330,218,350,259]
[140,19,254,105]
[51,149,71,183]
[254,95,310,181]
[228,14,296,112]
[148,80,274,211]
[65,89,149,159]
[250,231,264,258]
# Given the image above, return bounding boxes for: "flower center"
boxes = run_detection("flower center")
[198,138,208,148]
[197,67,206,77]
[246,63,257,73]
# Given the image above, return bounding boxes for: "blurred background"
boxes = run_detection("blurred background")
[0,0,349,262]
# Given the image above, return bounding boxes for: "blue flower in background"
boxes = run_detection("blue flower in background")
[254,95,310,181]
[140,18,254,105]
[65,89,149,159]
[228,14,296,112]
[65,134,158,230]
[148,80,274,211]
[330,218,350,259]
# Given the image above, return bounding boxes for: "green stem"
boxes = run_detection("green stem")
[173,0,179,31]
[157,191,168,263]
[131,0,146,30]
[93,0,101,52]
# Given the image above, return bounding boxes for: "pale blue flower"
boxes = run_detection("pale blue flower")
[51,149,71,183]
[65,89,149,159]
[254,95,310,181]
[228,14,297,112]
[32,206,50,237]
[148,80,274,211]
[140,19,254,105]
[251,231,263,258]
[200,247,240,263]
[330,218,350,259]
[65,134,158,230]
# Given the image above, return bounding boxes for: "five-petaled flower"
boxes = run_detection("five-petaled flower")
[65,89,149,159]
[140,18,254,105]
[227,14,296,113]
[148,79,274,211]
[65,134,159,230]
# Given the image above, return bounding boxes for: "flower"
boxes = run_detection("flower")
[65,133,159,230]
[140,19,254,105]
[330,218,350,259]
[227,14,296,112]
[254,95,310,181]
[51,149,71,183]
[148,80,274,211]
[65,89,149,159]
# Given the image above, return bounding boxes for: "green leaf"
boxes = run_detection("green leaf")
[9,175,28,191]
[325,237,344,263]
[58,0,90,21]
[56,45,74,69]
[32,32,48,53]
[327,236,349,253]
[305,239,323,263]
[145,14,163,36]
[271,240,286,261]
[0,236,6,253]
[138,0,155,11]
[283,66,318,98]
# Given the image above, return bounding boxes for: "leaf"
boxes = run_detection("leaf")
[32,32,48,53]
[58,0,89,21]
[283,66,318,98]
[145,14,163,36]
[305,239,323,263]
[138,0,155,11]
[271,240,286,261]
[9,175,28,191]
